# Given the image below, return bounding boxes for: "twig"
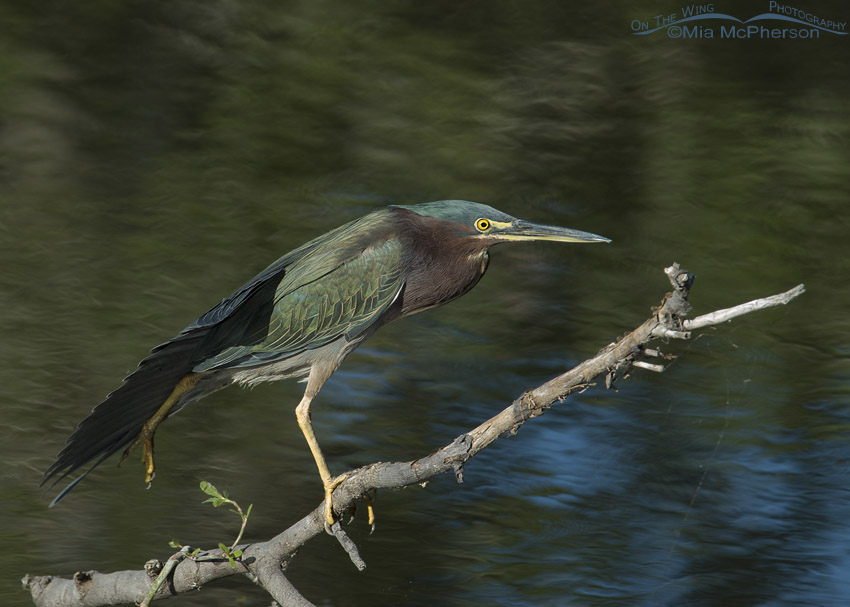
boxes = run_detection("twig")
[633,361,665,373]
[139,547,191,607]
[683,284,806,330]
[329,522,367,571]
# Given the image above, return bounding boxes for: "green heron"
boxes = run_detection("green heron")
[42,200,609,525]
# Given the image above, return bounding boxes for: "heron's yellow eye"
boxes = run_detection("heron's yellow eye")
[475,218,491,232]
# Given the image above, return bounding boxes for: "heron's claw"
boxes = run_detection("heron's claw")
[364,492,376,534]
[117,373,198,488]
[142,438,156,485]
[120,429,157,486]
[323,472,348,528]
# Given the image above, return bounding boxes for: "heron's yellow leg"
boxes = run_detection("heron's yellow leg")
[121,373,200,485]
[295,393,348,527]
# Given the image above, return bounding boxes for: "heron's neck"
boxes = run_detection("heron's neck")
[394,215,491,319]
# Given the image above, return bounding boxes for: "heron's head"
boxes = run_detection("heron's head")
[395,200,611,246]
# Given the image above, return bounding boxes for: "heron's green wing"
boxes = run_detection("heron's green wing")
[42,208,402,502]
[193,237,403,371]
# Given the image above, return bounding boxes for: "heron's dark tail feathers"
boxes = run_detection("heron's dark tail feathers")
[41,331,208,505]
[42,260,289,505]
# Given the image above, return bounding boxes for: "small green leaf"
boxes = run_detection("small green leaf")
[231,549,242,558]
[218,542,229,554]
[168,540,182,549]
[245,504,253,518]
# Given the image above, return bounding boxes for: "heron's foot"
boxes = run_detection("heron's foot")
[120,429,157,486]
[364,491,376,534]
[116,374,198,489]
[323,472,349,528]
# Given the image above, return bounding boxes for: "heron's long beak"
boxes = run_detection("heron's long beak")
[493,219,611,244]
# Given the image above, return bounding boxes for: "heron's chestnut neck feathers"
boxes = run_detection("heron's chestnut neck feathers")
[389,207,491,320]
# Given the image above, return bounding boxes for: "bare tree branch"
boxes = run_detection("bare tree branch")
[251,555,316,607]
[23,263,805,607]
[683,283,806,330]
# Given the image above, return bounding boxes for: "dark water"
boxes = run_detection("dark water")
[4,1,850,605]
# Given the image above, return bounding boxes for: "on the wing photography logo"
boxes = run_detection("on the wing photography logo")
[630,2,847,39]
